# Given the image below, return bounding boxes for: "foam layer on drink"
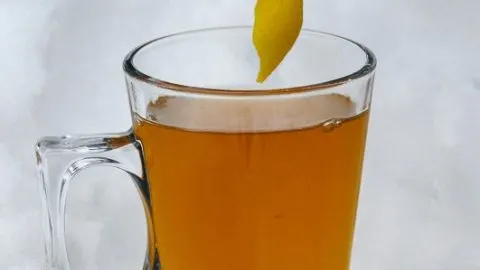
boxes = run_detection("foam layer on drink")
[144,93,357,132]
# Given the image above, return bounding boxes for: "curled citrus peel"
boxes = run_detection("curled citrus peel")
[253,0,304,83]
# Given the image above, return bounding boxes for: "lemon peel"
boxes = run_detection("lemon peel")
[253,0,304,83]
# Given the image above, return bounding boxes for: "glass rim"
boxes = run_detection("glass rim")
[123,25,377,96]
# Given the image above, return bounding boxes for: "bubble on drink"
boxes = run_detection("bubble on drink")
[145,93,357,133]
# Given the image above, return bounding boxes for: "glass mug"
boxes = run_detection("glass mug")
[36,26,376,270]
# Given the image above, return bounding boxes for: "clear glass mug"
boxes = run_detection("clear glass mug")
[36,26,376,270]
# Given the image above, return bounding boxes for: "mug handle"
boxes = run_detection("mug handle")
[35,130,157,270]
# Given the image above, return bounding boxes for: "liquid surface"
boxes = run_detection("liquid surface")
[134,96,369,270]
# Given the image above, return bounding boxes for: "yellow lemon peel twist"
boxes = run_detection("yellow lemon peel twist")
[253,0,304,83]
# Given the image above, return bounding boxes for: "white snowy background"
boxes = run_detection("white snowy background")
[1,0,480,269]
